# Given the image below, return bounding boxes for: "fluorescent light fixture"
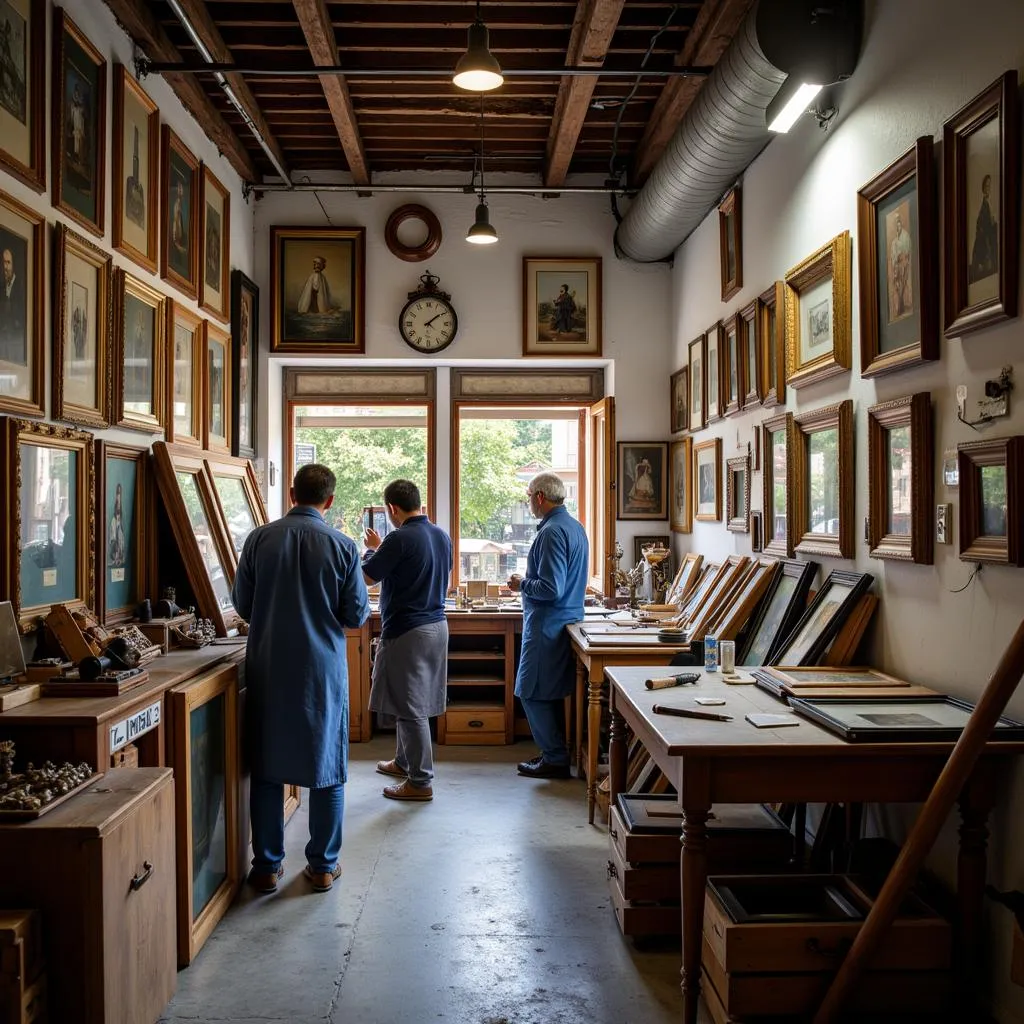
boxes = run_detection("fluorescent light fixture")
[466,202,498,244]
[767,82,823,133]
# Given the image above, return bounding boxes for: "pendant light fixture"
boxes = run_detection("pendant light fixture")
[453,0,503,92]
[466,98,498,245]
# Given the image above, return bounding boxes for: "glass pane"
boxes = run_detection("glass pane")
[190,691,228,918]
[19,444,78,607]
[808,428,839,536]
[770,429,787,540]
[887,425,912,536]
[175,471,232,611]
[981,464,1007,537]
[173,324,194,436]
[213,475,257,556]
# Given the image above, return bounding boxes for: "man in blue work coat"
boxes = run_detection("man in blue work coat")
[508,471,589,778]
[232,464,370,894]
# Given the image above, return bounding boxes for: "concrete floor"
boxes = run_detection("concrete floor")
[160,736,698,1024]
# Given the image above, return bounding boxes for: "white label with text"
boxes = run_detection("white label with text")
[109,700,161,752]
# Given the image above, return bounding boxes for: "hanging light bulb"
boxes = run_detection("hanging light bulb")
[453,0,503,92]
[466,97,498,244]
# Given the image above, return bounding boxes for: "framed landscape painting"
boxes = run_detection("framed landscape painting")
[523,256,601,357]
[161,126,200,300]
[617,441,667,520]
[0,0,45,192]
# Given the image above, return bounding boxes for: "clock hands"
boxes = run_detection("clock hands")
[423,313,443,329]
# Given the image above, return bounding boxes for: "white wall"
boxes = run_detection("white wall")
[252,185,671,548]
[668,1,1024,1018]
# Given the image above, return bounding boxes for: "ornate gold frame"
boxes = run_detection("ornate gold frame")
[726,453,751,533]
[740,299,760,407]
[199,165,231,322]
[718,185,742,302]
[670,436,692,534]
[687,335,705,432]
[723,313,743,417]
[693,436,722,522]
[166,300,203,446]
[762,411,795,558]
[0,0,45,191]
[759,281,786,408]
[203,320,232,453]
[160,125,200,300]
[705,321,724,423]
[113,269,167,433]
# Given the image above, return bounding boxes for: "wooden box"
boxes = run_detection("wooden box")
[136,614,196,654]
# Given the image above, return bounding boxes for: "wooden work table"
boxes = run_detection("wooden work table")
[566,622,687,822]
[605,665,1024,1024]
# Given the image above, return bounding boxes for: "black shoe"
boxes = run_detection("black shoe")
[517,755,544,772]
[517,760,571,779]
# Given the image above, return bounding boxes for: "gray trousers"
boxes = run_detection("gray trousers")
[394,716,434,787]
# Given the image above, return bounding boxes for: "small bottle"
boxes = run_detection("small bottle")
[704,634,719,672]
[719,640,736,675]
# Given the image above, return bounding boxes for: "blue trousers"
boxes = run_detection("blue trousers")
[519,697,569,766]
[250,777,345,874]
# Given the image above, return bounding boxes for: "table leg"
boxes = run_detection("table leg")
[680,804,711,1024]
[608,700,626,810]
[587,671,602,825]
[574,657,585,771]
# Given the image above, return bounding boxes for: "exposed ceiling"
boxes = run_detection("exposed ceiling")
[105,0,754,189]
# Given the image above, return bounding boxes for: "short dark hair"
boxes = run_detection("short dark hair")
[293,464,336,506]
[383,479,421,513]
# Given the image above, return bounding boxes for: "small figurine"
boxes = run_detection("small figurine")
[0,742,93,812]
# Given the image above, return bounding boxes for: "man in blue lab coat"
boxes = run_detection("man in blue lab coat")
[508,471,588,779]
[232,464,370,894]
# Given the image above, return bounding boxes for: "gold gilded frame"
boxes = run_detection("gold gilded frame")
[0,0,45,191]
[160,126,200,300]
[203,320,232,453]
[166,300,203,446]
[693,436,722,522]
[670,436,692,534]
[759,281,786,408]
[113,270,167,433]
[762,411,795,558]
[726,453,751,533]
[199,165,231,323]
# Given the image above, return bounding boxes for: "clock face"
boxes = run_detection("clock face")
[399,296,458,353]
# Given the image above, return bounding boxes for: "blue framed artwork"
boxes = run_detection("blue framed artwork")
[95,440,146,623]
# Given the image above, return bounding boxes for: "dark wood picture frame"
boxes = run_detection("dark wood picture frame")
[113,269,166,434]
[203,320,231,454]
[723,313,743,417]
[759,281,786,408]
[857,137,938,377]
[94,440,147,624]
[718,185,742,302]
[688,335,705,432]
[670,365,688,434]
[726,454,751,533]
[705,321,724,423]
[51,8,106,237]
[53,222,111,428]
[868,392,933,564]
[230,271,259,460]
[670,436,692,534]
[740,299,760,407]
[957,435,1023,566]
[199,165,230,323]
[943,71,1020,337]
[617,441,668,520]
[112,64,159,274]
[0,417,95,632]
[166,300,203,447]
[762,411,795,558]
[0,0,45,191]
[750,509,763,553]
[522,255,602,357]
[160,125,200,300]
[0,188,45,417]
[739,557,817,667]
[793,399,855,560]
[693,437,722,523]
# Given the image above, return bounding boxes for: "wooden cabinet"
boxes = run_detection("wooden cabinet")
[347,625,371,742]
[0,769,177,1024]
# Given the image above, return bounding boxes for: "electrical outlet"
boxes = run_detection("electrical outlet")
[936,503,952,545]
[955,385,968,417]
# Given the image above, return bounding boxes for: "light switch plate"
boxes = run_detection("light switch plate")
[936,503,952,545]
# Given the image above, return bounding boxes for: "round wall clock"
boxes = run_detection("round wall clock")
[399,271,458,353]
[384,204,443,262]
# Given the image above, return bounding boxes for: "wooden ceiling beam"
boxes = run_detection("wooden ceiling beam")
[291,0,371,185]
[101,0,258,181]
[631,0,755,185]
[543,0,627,187]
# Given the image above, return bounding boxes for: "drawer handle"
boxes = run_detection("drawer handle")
[130,861,154,892]
[468,719,484,728]
[806,937,851,959]
[609,827,618,840]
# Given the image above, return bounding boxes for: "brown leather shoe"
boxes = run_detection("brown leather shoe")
[383,779,433,802]
[247,864,284,894]
[304,864,342,893]
[376,758,407,778]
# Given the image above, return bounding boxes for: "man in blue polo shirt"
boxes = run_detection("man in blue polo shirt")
[363,479,452,802]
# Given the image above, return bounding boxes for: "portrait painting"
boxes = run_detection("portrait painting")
[113,271,164,433]
[161,127,199,299]
[209,337,225,438]
[53,12,106,235]
[113,66,158,273]
[744,311,759,404]
[271,227,365,353]
[200,166,230,322]
[168,153,193,279]
[670,438,691,534]
[965,117,1000,307]
[670,366,687,434]
[172,318,196,441]
[694,438,721,522]
[107,459,132,576]
[616,441,667,520]
[0,0,26,123]
[688,336,704,432]
[123,291,154,416]
[884,198,914,324]
[230,270,258,459]
[706,329,721,420]
[0,223,27,366]
[523,257,602,357]
[0,0,42,191]
[96,444,145,623]
[204,322,230,452]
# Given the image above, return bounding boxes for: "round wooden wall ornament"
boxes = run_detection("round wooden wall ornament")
[384,204,443,262]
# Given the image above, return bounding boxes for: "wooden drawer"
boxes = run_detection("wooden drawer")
[0,971,47,1024]
[608,870,680,937]
[442,706,506,745]
[607,830,679,902]
[0,911,43,986]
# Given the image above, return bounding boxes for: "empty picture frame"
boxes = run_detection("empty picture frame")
[957,435,1023,566]
[794,399,854,560]
[726,454,751,533]
[723,313,743,417]
[739,557,817,668]
[95,440,147,624]
[166,300,203,446]
[670,365,688,434]
[719,185,742,302]
[669,437,692,534]
[759,281,786,408]
[113,269,166,433]
[762,411,795,558]
[857,137,939,377]
[784,230,852,390]
[688,335,705,431]
[694,437,722,522]
[943,71,1020,337]
[868,392,933,563]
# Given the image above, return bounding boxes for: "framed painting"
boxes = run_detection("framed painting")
[687,335,705,432]
[0,417,95,632]
[783,230,851,390]
[161,126,199,300]
[793,399,854,560]
[271,226,365,353]
[670,365,688,434]
[943,71,1019,337]
[113,270,166,433]
[759,281,785,408]
[676,561,724,626]
[203,321,230,453]
[669,436,692,534]
[693,437,721,522]
[0,188,44,417]
[715,558,779,642]
[957,435,1023,566]
[52,8,106,237]
[705,322,723,422]
[665,551,702,604]
[868,392,933,564]
[740,299,760,407]
[718,185,742,301]
[617,441,667,520]
[199,165,230,323]
[739,557,817,667]
[771,569,873,667]
[204,451,267,571]
[166,300,203,446]
[168,661,239,965]
[522,256,601,357]
[750,509,763,552]
[0,0,44,191]
[857,138,938,377]
[684,554,749,641]
[762,411,795,558]
[112,64,158,274]
[53,222,110,428]
[726,454,750,533]
[230,271,258,460]
[723,314,743,416]
[95,440,147,624]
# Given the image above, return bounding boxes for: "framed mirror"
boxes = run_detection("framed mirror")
[204,453,267,572]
